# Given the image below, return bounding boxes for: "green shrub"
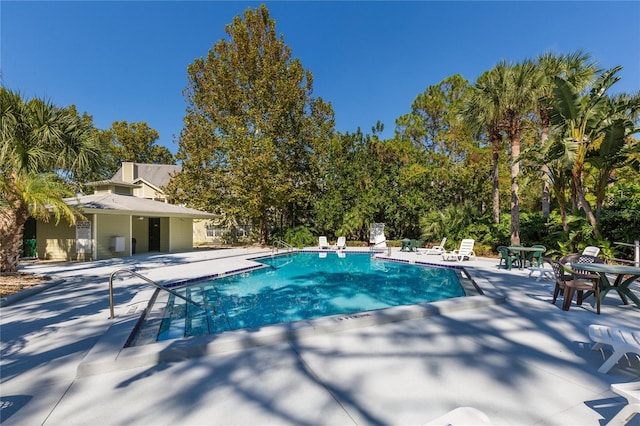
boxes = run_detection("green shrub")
[599,183,640,243]
[284,226,316,248]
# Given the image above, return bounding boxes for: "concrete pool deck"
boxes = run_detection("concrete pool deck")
[1,247,639,425]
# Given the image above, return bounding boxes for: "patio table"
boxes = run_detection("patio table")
[507,246,546,270]
[577,263,640,308]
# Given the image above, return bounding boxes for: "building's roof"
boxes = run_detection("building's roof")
[112,163,182,189]
[85,180,140,189]
[63,193,215,219]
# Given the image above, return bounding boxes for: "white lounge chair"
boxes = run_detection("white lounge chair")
[607,381,640,426]
[417,237,447,255]
[442,239,475,262]
[318,236,330,249]
[582,246,600,257]
[335,236,346,250]
[589,324,640,374]
[370,223,387,248]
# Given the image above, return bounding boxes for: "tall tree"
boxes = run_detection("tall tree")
[546,66,629,235]
[395,74,470,155]
[107,120,174,166]
[460,69,507,224]
[166,5,334,244]
[535,51,597,218]
[498,60,540,245]
[63,106,117,190]
[0,89,103,272]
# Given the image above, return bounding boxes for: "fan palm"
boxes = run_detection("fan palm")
[497,60,541,245]
[460,68,506,224]
[0,88,102,272]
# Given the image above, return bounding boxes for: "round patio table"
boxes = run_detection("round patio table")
[506,246,546,270]
[577,263,640,308]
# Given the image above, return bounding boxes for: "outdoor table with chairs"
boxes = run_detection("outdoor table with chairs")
[505,245,546,270]
[549,254,604,314]
[400,238,423,252]
[576,263,640,308]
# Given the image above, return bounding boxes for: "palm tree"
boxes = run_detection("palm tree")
[459,69,506,224]
[0,88,103,272]
[535,51,597,218]
[497,60,541,245]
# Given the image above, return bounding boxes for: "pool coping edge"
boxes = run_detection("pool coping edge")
[77,276,505,378]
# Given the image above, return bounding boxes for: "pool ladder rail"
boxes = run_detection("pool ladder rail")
[108,268,215,319]
[272,240,296,254]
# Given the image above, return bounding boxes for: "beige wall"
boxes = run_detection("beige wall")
[95,215,131,259]
[93,184,133,196]
[122,162,135,183]
[133,182,163,201]
[170,217,193,251]
[36,220,77,260]
[132,217,149,253]
[193,220,212,246]
[35,213,198,261]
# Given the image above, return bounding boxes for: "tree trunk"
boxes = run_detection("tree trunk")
[555,185,569,232]
[510,133,521,245]
[573,168,599,236]
[540,121,551,218]
[259,215,268,246]
[0,206,29,274]
[558,198,569,232]
[541,167,551,218]
[491,134,500,224]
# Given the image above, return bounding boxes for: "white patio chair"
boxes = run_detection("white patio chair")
[442,239,475,262]
[417,237,447,255]
[318,236,330,249]
[582,246,600,257]
[607,381,639,425]
[589,324,640,373]
[369,223,387,248]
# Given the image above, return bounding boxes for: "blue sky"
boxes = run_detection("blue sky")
[2,1,639,154]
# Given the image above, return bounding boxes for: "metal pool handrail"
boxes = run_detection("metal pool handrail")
[108,268,212,319]
[611,241,640,267]
[272,240,296,253]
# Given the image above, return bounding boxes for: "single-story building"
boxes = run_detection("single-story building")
[30,163,216,261]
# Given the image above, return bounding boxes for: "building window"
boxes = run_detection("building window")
[205,224,224,238]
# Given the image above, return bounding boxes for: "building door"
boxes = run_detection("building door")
[149,218,160,251]
[22,217,37,258]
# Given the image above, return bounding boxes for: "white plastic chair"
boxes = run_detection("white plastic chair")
[335,236,346,250]
[442,239,475,262]
[318,236,330,249]
[417,237,447,255]
[582,246,600,257]
[589,324,640,373]
[607,381,639,425]
[369,223,386,248]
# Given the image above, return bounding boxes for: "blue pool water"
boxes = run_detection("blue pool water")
[154,252,467,341]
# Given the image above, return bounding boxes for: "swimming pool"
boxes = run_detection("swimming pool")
[130,252,479,346]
